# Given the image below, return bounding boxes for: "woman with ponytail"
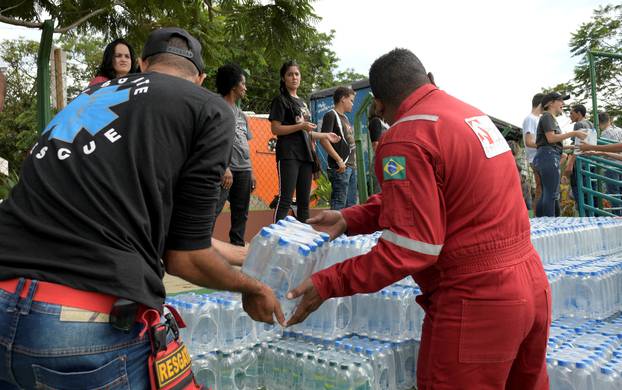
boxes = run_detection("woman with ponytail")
[269,61,340,222]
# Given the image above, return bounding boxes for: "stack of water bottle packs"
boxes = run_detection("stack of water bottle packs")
[532,217,622,389]
[167,216,424,389]
[165,216,622,389]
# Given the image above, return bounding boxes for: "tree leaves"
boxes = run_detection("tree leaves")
[568,4,622,125]
[0,0,362,171]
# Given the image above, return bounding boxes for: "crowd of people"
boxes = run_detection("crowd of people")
[521,92,622,217]
[1,25,621,390]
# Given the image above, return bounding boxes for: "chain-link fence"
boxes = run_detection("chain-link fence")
[219,115,319,212]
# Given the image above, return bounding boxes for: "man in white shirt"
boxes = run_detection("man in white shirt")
[522,93,543,210]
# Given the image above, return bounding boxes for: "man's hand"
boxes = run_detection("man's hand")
[211,238,247,266]
[306,210,347,239]
[579,143,596,152]
[301,121,317,132]
[285,278,324,327]
[326,132,341,144]
[250,172,257,193]
[222,168,233,190]
[574,130,588,140]
[242,282,286,326]
[337,160,346,173]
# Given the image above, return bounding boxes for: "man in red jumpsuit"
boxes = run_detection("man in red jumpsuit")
[287,49,551,390]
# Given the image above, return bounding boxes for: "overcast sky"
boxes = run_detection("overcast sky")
[313,0,610,127]
[0,0,611,126]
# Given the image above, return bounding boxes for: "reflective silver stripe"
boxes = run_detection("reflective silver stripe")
[391,114,439,128]
[381,229,443,256]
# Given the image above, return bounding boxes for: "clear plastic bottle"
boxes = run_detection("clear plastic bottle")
[220,299,236,351]
[242,227,276,279]
[192,352,219,389]
[302,354,318,390]
[293,351,305,388]
[314,357,328,389]
[218,352,235,389]
[336,363,353,390]
[597,366,621,390]
[351,360,373,390]
[189,298,219,356]
[233,301,255,350]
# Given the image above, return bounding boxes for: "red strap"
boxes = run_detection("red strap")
[0,278,117,314]
[164,304,187,329]
[139,308,162,338]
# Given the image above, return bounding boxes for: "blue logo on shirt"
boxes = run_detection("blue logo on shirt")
[42,85,130,143]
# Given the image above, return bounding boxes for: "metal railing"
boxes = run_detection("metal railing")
[576,138,622,216]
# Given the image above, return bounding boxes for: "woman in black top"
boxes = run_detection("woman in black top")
[533,92,587,217]
[269,61,339,222]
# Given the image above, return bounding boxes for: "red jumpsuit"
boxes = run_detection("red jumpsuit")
[311,84,551,389]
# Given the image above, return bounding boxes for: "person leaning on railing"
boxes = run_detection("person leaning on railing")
[581,112,622,215]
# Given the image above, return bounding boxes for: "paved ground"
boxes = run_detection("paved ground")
[163,273,202,295]
[163,267,241,295]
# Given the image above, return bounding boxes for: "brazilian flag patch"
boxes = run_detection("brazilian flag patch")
[383,156,406,181]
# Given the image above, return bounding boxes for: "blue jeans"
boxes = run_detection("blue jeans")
[0,279,151,389]
[328,166,358,210]
[533,147,561,217]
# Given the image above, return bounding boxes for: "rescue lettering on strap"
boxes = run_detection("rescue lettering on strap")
[381,229,443,256]
[155,343,192,388]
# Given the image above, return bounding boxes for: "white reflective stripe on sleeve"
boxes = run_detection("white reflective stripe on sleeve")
[391,114,439,128]
[381,229,443,256]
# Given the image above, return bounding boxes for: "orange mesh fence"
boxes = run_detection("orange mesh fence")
[247,116,278,210]
[244,116,318,211]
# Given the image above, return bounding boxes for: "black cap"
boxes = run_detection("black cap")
[142,27,204,73]
[541,92,570,109]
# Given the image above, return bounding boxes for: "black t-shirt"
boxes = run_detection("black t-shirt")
[321,110,356,169]
[269,94,313,162]
[368,116,388,143]
[536,111,563,153]
[0,72,234,309]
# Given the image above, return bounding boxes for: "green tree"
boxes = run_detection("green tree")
[1,0,352,112]
[58,34,107,98]
[334,68,367,85]
[0,0,360,171]
[568,4,622,125]
[0,34,105,175]
[0,39,40,173]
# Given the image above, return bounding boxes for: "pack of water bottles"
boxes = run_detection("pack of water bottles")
[531,217,622,264]
[172,216,622,389]
[544,254,622,321]
[241,216,332,320]
[191,332,420,390]
[531,217,622,323]
[538,218,622,390]
[166,292,280,355]
[193,344,263,390]
[547,314,622,390]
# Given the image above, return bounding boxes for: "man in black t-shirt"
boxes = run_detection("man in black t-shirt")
[320,86,358,210]
[0,28,283,389]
